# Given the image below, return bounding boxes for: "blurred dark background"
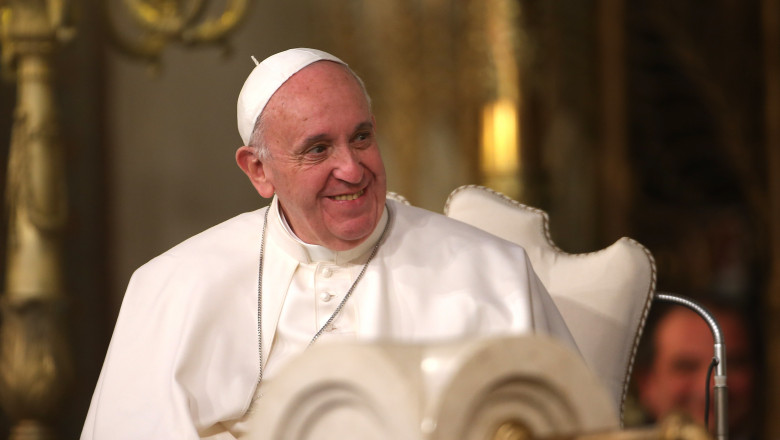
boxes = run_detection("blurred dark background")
[0,0,777,438]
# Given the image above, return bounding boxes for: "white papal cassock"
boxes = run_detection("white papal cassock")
[81,197,578,439]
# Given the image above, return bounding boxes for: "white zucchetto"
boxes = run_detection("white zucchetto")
[236,48,346,145]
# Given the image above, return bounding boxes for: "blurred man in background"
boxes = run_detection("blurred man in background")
[634,301,759,439]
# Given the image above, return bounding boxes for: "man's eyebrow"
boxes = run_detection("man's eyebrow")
[294,133,329,154]
[354,120,374,132]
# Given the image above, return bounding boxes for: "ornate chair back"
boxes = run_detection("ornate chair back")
[444,185,656,422]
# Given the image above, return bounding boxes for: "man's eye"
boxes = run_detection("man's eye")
[308,145,328,154]
[354,131,372,145]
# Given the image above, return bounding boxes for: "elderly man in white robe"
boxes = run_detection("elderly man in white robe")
[81,48,578,439]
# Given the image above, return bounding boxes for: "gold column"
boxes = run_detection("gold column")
[479,0,522,200]
[0,0,74,438]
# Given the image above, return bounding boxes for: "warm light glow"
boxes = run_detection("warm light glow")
[481,98,519,176]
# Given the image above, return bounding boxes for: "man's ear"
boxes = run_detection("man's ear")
[236,146,275,198]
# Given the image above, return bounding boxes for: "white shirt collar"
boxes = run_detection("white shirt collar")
[268,196,388,265]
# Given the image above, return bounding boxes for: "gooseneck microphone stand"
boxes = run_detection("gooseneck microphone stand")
[655,293,728,440]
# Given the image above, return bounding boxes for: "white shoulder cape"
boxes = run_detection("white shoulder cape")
[81,200,576,439]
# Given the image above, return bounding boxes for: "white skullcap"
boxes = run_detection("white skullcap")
[236,48,346,145]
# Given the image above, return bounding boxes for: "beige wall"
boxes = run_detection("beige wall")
[105,2,317,310]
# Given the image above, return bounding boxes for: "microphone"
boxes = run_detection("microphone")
[655,293,728,440]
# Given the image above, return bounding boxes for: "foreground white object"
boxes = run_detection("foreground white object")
[243,336,618,440]
[81,198,577,439]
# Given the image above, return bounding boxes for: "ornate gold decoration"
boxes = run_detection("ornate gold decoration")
[0,0,75,438]
[106,0,250,64]
[488,413,712,440]
[492,420,533,440]
[0,300,72,431]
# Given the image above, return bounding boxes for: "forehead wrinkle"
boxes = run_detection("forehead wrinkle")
[263,63,374,155]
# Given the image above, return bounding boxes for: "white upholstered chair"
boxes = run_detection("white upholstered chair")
[442,185,657,423]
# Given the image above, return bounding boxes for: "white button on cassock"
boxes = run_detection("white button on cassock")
[320,292,334,302]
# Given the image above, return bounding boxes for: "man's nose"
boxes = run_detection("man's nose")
[331,146,364,183]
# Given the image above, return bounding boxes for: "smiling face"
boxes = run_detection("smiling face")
[236,61,387,251]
